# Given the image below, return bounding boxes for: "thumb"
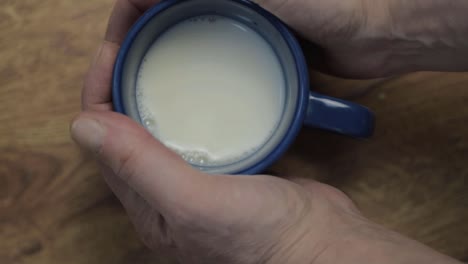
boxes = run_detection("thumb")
[70,110,210,212]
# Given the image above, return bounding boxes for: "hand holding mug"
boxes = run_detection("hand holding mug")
[71,0,466,263]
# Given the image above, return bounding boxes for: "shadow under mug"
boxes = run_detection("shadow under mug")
[113,0,375,175]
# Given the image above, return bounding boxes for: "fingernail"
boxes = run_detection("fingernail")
[71,117,105,153]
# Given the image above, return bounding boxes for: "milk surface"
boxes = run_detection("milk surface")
[136,15,285,166]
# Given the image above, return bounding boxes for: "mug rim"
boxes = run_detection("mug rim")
[112,0,310,175]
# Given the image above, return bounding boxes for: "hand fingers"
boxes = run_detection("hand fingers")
[82,0,161,111]
[70,110,215,214]
[82,41,119,111]
[105,0,142,43]
[106,0,163,44]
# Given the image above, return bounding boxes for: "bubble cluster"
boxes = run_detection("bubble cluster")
[137,93,160,137]
[177,150,212,166]
[208,16,217,23]
[143,117,156,128]
[188,15,219,24]
[171,147,260,167]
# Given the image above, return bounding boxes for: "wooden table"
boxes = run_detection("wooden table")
[1,0,467,263]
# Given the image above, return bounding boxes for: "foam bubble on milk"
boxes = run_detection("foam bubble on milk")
[136,15,285,167]
[139,116,265,167]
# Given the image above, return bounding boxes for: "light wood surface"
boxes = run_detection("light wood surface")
[0,0,467,263]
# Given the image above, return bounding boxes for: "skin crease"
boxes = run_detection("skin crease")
[71,0,467,263]
[255,0,468,77]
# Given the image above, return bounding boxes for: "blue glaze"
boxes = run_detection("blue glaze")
[304,92,374,138]
[112,0,374,175]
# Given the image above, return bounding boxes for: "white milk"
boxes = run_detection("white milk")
[136,15,285,166]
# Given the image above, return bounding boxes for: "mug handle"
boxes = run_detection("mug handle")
[303,92,375,138]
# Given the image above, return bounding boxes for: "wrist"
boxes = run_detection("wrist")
[266,205,373,264]
[316,222,462,264]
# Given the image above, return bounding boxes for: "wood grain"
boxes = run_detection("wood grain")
[0,0,467,263]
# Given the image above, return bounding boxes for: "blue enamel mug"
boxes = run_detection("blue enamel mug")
[113,0,374,174]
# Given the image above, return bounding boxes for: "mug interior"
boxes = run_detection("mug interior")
[117,0,302,174]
